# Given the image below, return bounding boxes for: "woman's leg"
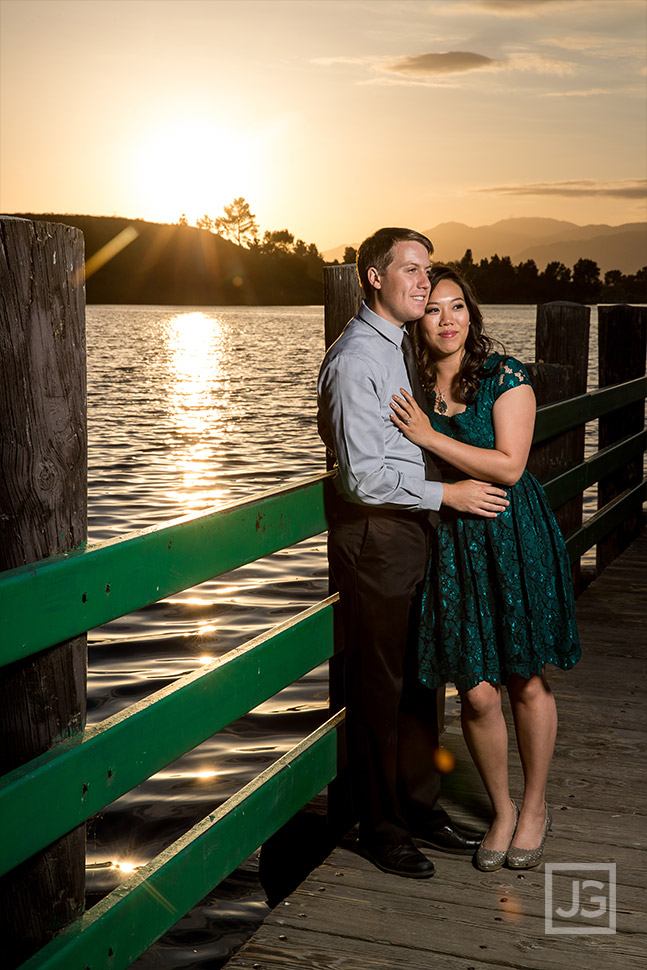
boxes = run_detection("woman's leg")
[507,672,557,847]
[460,681,517,850]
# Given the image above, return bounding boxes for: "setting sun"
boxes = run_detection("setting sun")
[134,117,262,224]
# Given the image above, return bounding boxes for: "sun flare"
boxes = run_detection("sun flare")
[134,118,262,224]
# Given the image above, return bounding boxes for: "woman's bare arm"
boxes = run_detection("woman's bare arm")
[390,384,536,486]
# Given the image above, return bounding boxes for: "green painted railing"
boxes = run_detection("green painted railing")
[1,374,645,970]
[0,472,334,667]
[531,375,647,561]
[0,598,336,879]
[19,711,343,970]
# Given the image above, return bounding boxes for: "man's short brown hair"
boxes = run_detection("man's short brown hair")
[356,227,434,299]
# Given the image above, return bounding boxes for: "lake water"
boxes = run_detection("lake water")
[85,304,601,968]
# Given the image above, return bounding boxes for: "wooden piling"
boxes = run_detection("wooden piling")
[323,263,361,349]
[321,263,361,838]
[532,301,590,589]
[0,217,87,965]
[597,304,647,572]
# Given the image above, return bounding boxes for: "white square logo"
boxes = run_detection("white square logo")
[545,862,616,934]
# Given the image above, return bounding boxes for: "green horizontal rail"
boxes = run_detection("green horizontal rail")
[533,375,646,444]
[0,471,334,667]
[0,597,337,877]
[542,430,647,510]
[564,478,647,563]
[20,710,343,970]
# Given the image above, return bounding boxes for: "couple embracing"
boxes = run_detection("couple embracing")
[317,227,580,878]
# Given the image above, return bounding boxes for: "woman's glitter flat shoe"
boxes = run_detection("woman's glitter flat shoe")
[475,801,519,872]
[507,804,552,869]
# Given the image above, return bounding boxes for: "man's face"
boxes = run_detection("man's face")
[368,241,431,327]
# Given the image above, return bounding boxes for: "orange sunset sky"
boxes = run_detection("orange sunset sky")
[1,0,645,251]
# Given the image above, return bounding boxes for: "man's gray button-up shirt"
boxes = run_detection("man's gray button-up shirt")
[317,301,443,511]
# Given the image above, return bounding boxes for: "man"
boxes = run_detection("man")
[317,227,508,878]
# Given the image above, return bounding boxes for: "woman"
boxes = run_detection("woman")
[390,265,581,871]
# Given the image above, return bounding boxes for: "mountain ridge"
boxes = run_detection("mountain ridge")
[323,217,647,275]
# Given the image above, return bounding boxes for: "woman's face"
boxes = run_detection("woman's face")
[419,279,470,361]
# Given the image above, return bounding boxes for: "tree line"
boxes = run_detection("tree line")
[335,246,646,305]
[181,200,646,305]
[452,249,646,305]
[179,197,324,276]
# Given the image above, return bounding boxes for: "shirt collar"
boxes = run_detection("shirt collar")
[357,301,406,347]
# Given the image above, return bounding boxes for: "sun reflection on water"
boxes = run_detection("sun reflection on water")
[166,312,224,391]
[154,768,219,781]
[163,311,232,510]
[111,860,139,874]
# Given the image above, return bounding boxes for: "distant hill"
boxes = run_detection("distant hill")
[6,213,324,305]
[323,218,647,275]
[514,230,645,276]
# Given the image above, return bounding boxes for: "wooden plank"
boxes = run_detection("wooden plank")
[287,858,644,931]
[307,842,645,895]
[0,472,334,666]
[225,931,498,970]
[232,824,646,968]
[237,875,644,970]
[0,598,337,877]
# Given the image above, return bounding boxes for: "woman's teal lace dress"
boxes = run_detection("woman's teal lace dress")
[418,353,581,692]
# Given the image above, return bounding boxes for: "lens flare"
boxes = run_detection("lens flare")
[498,892,525,923]
[433,746,456,773]
[111,859,138,874]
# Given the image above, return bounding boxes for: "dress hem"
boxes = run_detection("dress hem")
[419,653,581,693]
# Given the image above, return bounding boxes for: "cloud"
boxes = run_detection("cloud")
[438,0,582,15]
[310,56,374,67]
[543,34,647,62]
[385,51,501,76]
[481,0,552,5]
[541,88,613,97]
[314,43,577,88]
[378,50,574,84]
[479,179,647,199]
[505,52,575,75]
[475,0,577,13]
[544,34,619,52]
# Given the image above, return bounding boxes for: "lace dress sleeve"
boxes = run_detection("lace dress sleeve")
[493,356,531,400]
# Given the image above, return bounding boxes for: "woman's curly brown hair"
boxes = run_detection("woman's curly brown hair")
[410,264,504,403]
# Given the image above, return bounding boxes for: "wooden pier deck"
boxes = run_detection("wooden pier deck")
[225,531,647,970]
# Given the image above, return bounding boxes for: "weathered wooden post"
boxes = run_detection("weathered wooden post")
[529,302,590,590]
[322,263,361,836]
[323,263,361,351]
[0,217,87,965]
[597,304,647,572]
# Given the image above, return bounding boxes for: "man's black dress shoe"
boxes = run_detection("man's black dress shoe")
[359,838,435,878]
[412,822,483,855]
